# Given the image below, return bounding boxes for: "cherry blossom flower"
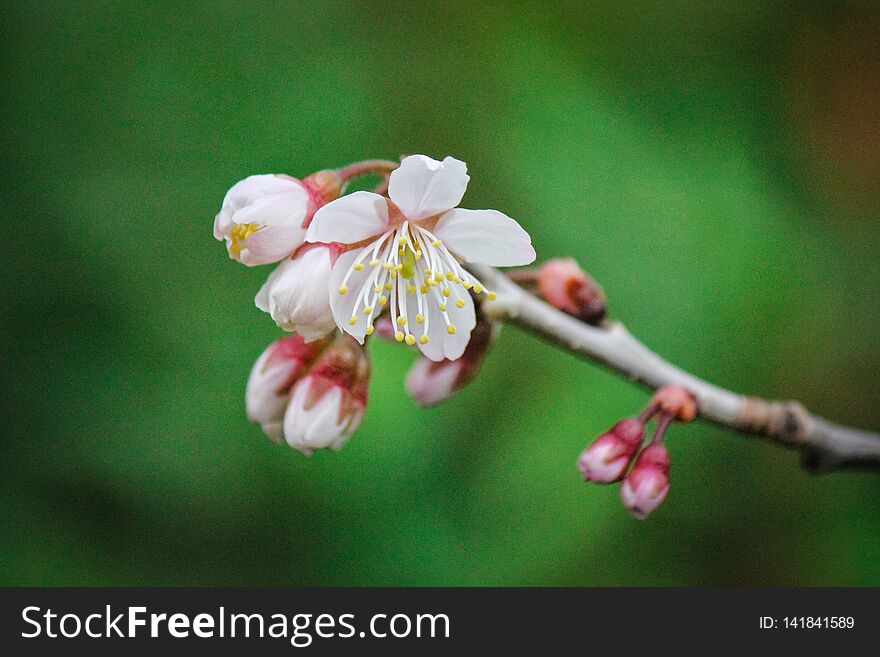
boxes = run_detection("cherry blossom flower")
[305,154,535,361]
[214,171,340,266]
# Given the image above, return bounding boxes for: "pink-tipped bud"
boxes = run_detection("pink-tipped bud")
[538,258,606,325]
[246,335,328,441]
[405,315,496,407]
[620,444,670,519]
[650,385,698,423]
[577,419,645,483]
[282,335,370,455]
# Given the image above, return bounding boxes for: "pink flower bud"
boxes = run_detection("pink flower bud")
[282,336,370,455]
[405,315,495,407]
[620,444,671,519]
[537,258,606,325]
[255,244,340,341]
[577,419,645,483]
[246,335,328,441]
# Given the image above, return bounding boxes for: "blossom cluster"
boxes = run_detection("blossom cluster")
[215,155,535,453]
[577,385,696,518]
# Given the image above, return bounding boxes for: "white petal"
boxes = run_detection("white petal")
[407,285,475,361]
[388,155,469,221]
[328,248,376,343]
[231,184,309,228]
[237,222,306,266]
[283,383,353,456]
[306,191,389,244]
[432,208,535,266]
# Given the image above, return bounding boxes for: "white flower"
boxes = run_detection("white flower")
[246,335,327,441]
[255,245,337,341]
[305,155,535,361]
[214,174,312,266]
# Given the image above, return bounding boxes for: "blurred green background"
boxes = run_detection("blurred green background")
[2,1,879,586]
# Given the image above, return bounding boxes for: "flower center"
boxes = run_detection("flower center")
[229,223,260,255]
[337,221,496,346]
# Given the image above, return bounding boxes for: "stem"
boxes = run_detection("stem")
[337,159,399,182]
[471,264,880,473]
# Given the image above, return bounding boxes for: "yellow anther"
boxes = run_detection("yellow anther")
[452,275,461,283]
[420,284,429,294]
[438,303,447,311]
[429,279,438,287]
[473,284,483,294]
[434,273,443,283]
[416,250,423,258]
[463,282,473,290]
[363,306,373,315]
[455,298,465,308]
[398,236,407,246]
[383,263,393,271]
[442,288,451,298]
[379,295,388,305]
[406,284,416,293]
[432,239,442,247]
[423,269,431,275]
[395,264,403,271]
[419,335,429,345]
[394,331,404,342]
[398,248,405,257]
[369,259,379,267]
[374,285,382,293]
[445,272,454,281]
[390,270,398,278]
[488,291,497,300]
[365,324,375,336]
[415,313,425,324]
[384,283,393,290]
[353,263,364,271]
[348,315,357,326]
[404,334,416,346]
[397,316,407,326]
[229,223,260,255]
[338,285,348,295]
[447,325,457,335]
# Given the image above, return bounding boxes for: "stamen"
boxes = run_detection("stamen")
[404,334,416,346]
[447,325,456,334]
[394,331,404,342]
[338,285,348,295]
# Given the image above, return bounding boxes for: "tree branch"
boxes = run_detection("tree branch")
[472,264,880,473]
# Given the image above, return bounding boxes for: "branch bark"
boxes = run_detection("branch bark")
[472,264,880,473]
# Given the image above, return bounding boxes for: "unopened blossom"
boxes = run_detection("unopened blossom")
[283,336,370,456]
[214,171,341,266]
[255,244,338,341]
[305,154,535,361]
[246,335,329,442]
[577,419,645,484]
[537,257,606,325]
[620,444,671,519]
[405,313,496,406]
